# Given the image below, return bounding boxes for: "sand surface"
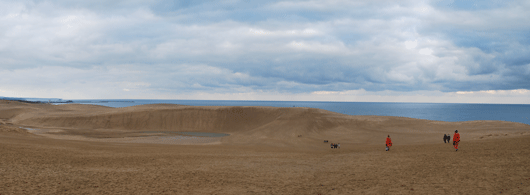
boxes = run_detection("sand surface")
[1,100,530,194]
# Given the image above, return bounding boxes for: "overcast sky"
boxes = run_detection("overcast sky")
[1,0,529,103]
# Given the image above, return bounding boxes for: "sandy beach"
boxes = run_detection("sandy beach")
[1,100,529,194]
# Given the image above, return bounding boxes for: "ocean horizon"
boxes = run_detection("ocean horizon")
[48,99,530,125]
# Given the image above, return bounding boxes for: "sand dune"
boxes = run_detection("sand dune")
[3,100,528,147]
[1,100,529,194]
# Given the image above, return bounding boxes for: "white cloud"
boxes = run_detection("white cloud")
[455,89,530,95]
[418,48,433,55]
[286,41,348,54]
[248,28,320,37]
[312,91,339,95]
[404,40,418,49]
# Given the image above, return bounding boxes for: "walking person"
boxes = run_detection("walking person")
[443,134,447,143]
[385,135,392,151]
[453,130,460,151]
[447,134,451,144]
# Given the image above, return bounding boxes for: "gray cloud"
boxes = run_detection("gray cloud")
[1,0,529,100]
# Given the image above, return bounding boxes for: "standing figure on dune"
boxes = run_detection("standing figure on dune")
[385,135,392,151]
[453,130,460,151]
[443,134,448,143]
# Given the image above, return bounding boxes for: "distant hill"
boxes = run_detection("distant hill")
[0,96,71,103]
[0,96,25,101]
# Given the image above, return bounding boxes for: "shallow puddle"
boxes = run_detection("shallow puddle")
[20,127,228,145]
[141,131,230,137]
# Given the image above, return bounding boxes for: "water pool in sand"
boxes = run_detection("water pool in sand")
[141,131,230,137]
[22,127,229,145]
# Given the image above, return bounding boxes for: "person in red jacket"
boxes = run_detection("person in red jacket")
[453,130,460,151]
[386,135,392,151]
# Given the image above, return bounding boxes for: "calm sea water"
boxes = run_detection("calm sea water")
[61,100,530,125]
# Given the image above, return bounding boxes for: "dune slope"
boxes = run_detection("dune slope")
[1,100,529,147]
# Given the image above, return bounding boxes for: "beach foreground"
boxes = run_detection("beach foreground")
[1,100,529,194]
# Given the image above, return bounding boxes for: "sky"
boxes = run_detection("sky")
[1,0,529,104]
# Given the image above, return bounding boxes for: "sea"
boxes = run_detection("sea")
[54,100,530,125]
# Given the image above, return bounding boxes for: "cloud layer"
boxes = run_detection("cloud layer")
[1,0,529,103]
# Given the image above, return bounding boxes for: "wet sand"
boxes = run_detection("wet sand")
[1,100,529,194]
